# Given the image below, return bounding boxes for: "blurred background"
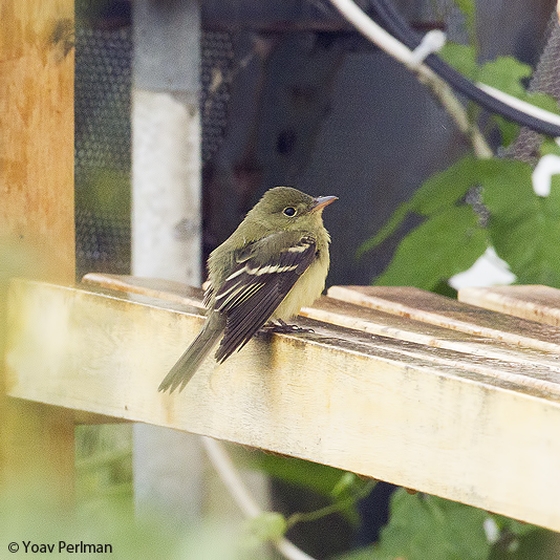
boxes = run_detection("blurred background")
[75,0,555,285]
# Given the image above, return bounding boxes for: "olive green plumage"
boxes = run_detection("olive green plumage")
[158,186,337,393]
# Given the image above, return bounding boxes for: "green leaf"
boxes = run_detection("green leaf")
[245,451,351,498]
[491,516,539,539]
[407,155,482,216]
[243,512,287,546]
[451,0,475,18]
[331,472,361,499]
[374,205,486,291]
[540,137,560,157]
[478,159,533,215]
[356,202,412,257]
[526,91,560,117]
[357,156,484,257]
[478,57,532,99]
[488,520,557,560]
[482,160,560,286]
[338,490,491,560]
[244,451,372,526]
[477,57,560,143]
[476,56,560,144]
[440,42,478,80]
[493,115,521,148]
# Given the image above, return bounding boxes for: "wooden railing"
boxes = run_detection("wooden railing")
[6,273,560,532]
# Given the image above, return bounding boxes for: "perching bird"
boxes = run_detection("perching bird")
[158,186,337,393]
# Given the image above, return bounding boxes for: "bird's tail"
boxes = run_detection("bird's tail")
[158,312,225,393]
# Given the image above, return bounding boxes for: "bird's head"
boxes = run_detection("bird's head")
[247,186,337,232]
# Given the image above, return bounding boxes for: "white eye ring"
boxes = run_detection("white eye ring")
[283,206,297,217]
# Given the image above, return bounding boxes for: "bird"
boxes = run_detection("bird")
[158,186,337,393]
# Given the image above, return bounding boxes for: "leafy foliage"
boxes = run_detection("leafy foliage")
[246,450,373,526]
[374,204,485,289]
[247,451,354,498]
[337,490,553,560]
[352,7,560,560]
[482,156,560,286]
[440,42,478,79]
[360,48,560,292]
[243,511,288,547]
[340,490,490,560]
[358,155,488,291]
[75,425,133,511]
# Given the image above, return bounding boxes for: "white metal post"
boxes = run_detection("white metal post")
[131,0,203,527]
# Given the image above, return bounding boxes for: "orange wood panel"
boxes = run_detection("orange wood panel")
[0,0,75,280]
[0,0,75,502]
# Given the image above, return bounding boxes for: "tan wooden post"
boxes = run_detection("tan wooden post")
[0,0,75,502]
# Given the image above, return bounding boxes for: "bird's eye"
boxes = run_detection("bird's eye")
[283,206,297,217]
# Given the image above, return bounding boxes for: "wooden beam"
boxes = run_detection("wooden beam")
[0,0,75,500]
[0,0,75,279]
[328,285,560,351]
[7,277,560,532]
[459,284,560,326]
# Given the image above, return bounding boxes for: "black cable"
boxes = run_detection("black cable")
[368,0,560,138]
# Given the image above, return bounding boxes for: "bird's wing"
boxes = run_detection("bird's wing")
[213,231,317,362]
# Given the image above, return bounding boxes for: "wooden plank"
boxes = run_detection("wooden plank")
[7,278,560,531]
[0,0,75,501]
[459,285,560,326]
[0,0,75,279]
[303,296,560,375]
[85,274,560,395]
[328,285,560,352]
[82,272,205,309]
[2,400,75,503]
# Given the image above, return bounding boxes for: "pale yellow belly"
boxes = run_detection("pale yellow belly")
[271,255,329,321]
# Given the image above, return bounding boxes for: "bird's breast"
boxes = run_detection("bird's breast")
[271,251,329,321]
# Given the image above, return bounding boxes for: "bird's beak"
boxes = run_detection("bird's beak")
[311,195,338,213]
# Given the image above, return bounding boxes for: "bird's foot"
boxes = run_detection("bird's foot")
[264,318,314,334]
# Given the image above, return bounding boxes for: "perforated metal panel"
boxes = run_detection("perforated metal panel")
[75,22,234,278]
[75,25,132,277]
[201,31,234,163]
[506,15,560,163]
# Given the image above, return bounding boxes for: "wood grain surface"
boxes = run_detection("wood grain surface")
[7,275,560,531]
[460,284,560,326]
[0,0,75,502]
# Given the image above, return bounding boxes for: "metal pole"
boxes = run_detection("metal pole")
[131,0,203,527]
